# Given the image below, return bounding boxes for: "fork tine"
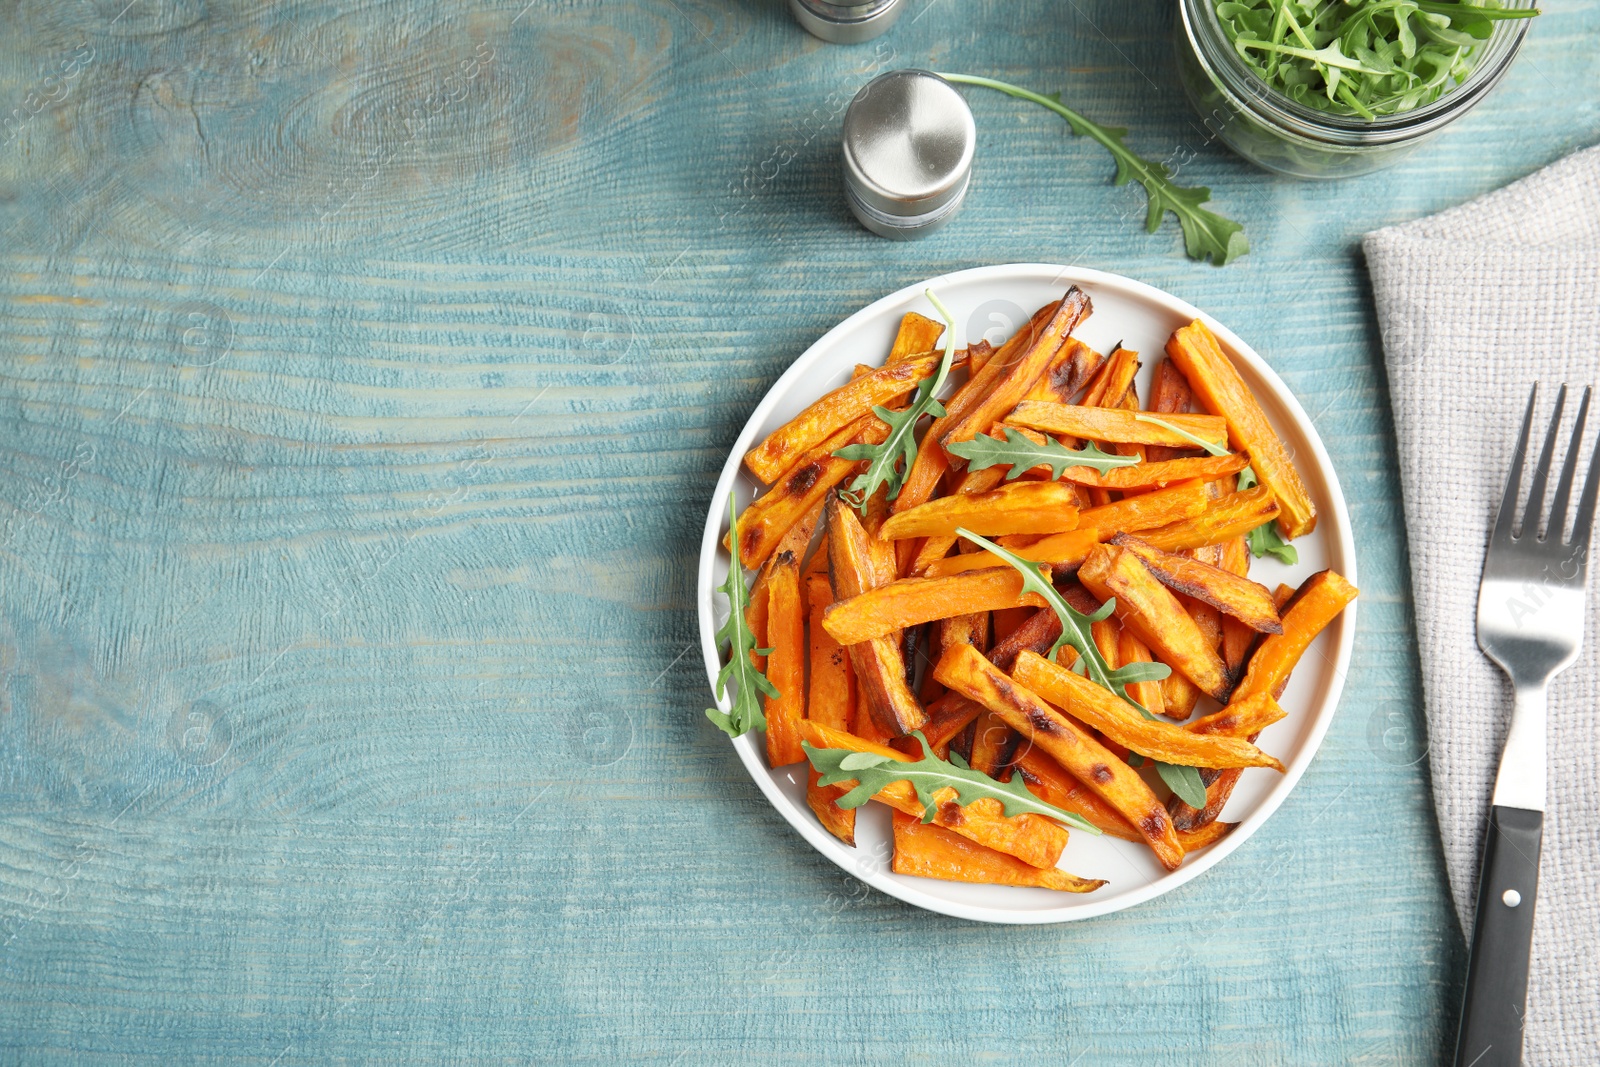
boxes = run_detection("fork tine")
[1572,391,1600,551]
[1522,385,1567,539]
[1549,386,1591,544]
[1494,385,1538,542]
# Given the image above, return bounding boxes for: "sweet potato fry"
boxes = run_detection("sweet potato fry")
[966,339,994,377]
[1117,628,1166,718]
[1059,453,1247,491]
[732,415,884,571]
[1177,821,1236,853]
[986,608,1064,671]
[968,710,1020,778]
[807,769,856,845]
[888,311,945,361]
[940,287,1093,454]
[894,302,1064,525]
[1145,356,1198,464]
[1010,651,1283,771]
[806,573,856,731]
[1077,479,1210,538]
[1111,534,1284,634]
[1021,338,1106,405]
[1186,691,1287,738]
[1078,544,1232,702]
[906,466,1008,575]
[890,811,1105,893]
[932,644,1184,871]
[1233,570,1359,702]
[822,569,1050,646]
[921,692,986,754]
[1006,403,1228,449]
[1013,747,1141,841]
[763,554,806,767]
[799,720,1067,868]
[923,528,1100,579]
[879,481,1080,540]
[743,352,944,484]
[826,495,926,735]
[1134,486,1280,553]
[1166,319,1317,539]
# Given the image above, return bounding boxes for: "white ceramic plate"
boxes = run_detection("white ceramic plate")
[697,264,1357,924]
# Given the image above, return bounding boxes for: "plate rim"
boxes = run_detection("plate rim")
[696,263,1359,924]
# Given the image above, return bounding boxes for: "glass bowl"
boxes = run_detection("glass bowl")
[1176,0,1536,179]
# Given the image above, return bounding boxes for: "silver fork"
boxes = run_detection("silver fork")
[1455,383,1599,1067]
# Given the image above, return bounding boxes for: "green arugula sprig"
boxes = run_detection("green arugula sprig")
[1133,413,1231,457]
[954,529,1170,702]
[835,290,959,511]
[938,73,1248,266]
[1237,466,1298,564]
[947,428,1140,481]
[804,731,1102,835]
[705,494,777,738]
[955,529,1210,807]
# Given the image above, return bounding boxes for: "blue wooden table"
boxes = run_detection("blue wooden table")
[0,1,1594,1063]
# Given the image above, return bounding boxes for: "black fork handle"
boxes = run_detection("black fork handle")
[1452,805,1543,1067]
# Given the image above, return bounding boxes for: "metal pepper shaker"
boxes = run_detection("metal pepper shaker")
[789,0,905,44]
[841,69,976,240]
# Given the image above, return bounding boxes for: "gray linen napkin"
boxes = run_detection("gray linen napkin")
[1366,147,1600,1065]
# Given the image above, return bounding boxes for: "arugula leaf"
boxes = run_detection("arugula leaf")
[704,493,777,737]
[946,428,1141,481]
[954,529,1170,707]
[938,74,1248,266]
[835,290,958,510]
[1236,466,1298,564]
[1133,413,1231,457]
[804,731,1102,835]
[1157,761,1210,808]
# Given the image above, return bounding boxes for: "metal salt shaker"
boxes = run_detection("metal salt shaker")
[841,70,975,240]
[789,0,905,44]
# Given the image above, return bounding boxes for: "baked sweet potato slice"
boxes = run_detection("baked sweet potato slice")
[986,607,1064,672]
[879,481,1080,541]
[888,311,945,362]
[799,720,1067,868]
[1144,357,1198,463]
[1077,479,1210,538]
[940,287,1093,454]
[826,495,926,735]
[890,811,1105,892]
[1135,485,1280,553]
[1111,534,1283,634]
[1234,570,1359,702]
[923,527,1100,579]
[806,573,856,731]
[1010,651,1283,771]
[1186,691,1287,738]
[763,554,807,767]
[968,709,1020,778]
[1170,573,1356,831]
[1117,627,1166,718]
[822,569,1050,646]
[1078,544,1232,702]
[933,644,1184,871]
[743,352,945,484]
[906,465,1008,575]
[1177,820,1236,853]
[1022,338,1107,406]
[807,769,856,845]
[732,415,883,571]
[1006,404,1227,449]
[966,339,994,376]
[893,302,1063,528]
[921,692,986,754]
[1013,747,1141,841]
[1061,453,1247,491]
[1166,319,1317,539]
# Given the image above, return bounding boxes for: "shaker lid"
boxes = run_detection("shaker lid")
[842,70,976,220]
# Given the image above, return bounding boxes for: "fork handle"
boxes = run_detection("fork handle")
[1452,805,1543,1067]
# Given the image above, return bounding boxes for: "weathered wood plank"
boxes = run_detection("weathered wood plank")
[0,0,1594,1061]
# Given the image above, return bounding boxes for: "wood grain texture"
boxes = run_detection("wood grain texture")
[0,0,1594,1062]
